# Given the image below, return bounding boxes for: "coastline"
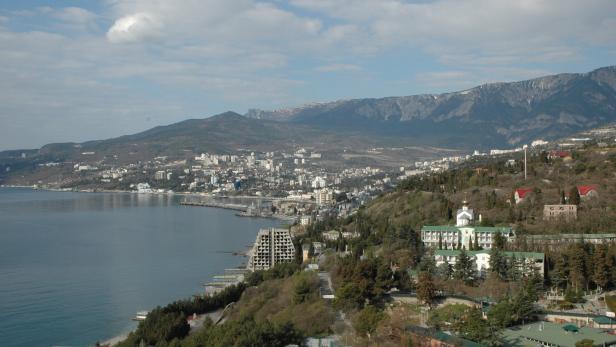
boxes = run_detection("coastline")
[100,332,131,347]
[0,185,301,222]
[0,184,311,202]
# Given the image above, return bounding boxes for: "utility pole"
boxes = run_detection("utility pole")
[523,145,528,180]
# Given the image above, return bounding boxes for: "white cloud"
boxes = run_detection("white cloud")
[107,12,162,43]
[290,0,616,63]
[1,0,616,149]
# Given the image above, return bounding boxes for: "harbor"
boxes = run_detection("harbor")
[180,199,298,222]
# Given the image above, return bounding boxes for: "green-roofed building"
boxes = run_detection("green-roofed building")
[525,233,616,249]
[421,202,515,250]
[502,321,616,347]
[434,249,545,277]
[406,325,486,347]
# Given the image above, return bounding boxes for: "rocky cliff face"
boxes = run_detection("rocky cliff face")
[246,66,616,148]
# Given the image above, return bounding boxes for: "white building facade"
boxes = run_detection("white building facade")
[247,228,296,271]
[421,202,514,249]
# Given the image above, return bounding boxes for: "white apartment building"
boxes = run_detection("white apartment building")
[315,188,334,206]
[155,170,166,180]
[311,176,327,189]
[247,228,296,271]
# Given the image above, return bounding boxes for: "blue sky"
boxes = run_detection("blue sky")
[1,0,615,150]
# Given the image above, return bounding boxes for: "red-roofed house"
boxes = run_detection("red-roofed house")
[514,188,534,204]
[548,150,572,160]
[578,185,599,200]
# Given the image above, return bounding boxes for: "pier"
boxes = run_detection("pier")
[179,200,248,212]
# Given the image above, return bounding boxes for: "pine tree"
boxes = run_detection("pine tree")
[454,249,476,284]
[489,247,508,279]
[507,255,521,281]
[474,234,480,250]
[419,249,436,273]
[436,262,453,280]
[493,233,506,250]
[550,254,568,289]
[438,233,443,250]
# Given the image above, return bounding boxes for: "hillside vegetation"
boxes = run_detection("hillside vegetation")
[225,271,335,337]
[363,143,616,237]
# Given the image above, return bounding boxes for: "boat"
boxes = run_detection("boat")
[133,311,149,321]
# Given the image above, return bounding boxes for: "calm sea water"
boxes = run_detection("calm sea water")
[0,188,280,347]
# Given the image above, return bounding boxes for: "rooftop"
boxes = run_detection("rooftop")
[501,321,616,347]
[421,225,512,233]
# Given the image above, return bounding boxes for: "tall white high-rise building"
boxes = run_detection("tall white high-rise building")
[315,188,334,206]
[247,228,295,271]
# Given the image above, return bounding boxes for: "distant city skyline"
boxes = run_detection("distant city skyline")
[1,0,616,150]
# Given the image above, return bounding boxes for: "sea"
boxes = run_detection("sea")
[0,187,281,347]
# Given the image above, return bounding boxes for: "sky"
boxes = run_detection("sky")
[1,0,616,150]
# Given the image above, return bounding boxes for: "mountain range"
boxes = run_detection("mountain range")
[246,65,616,148]
[2,65,616,165]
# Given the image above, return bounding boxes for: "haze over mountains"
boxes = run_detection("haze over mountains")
[3,65,616,164]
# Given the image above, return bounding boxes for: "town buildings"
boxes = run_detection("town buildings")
[514,187,533,204]
[315,188,334,206]
[421,202,514,250]
[543,204,577,221]
[247,228,296,271]
[578,184,599,200]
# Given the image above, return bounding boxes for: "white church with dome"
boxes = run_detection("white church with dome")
[421,201,514,249]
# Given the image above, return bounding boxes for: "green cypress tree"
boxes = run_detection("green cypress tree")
[568,244,586,292]
[489,247,508,280]
[593,244,610,290]
[569,186,581,205]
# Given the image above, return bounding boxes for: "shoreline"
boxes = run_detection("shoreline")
[0,184,312,202]
[99,331,131,347]
[1,185,301,222]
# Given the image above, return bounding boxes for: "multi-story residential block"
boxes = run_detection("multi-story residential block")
[154,170,166,180]
[315,188,334,206]
[543,204,577,221]
[247,228,295,271]
[434,249,545,277]
[421,202,514,249]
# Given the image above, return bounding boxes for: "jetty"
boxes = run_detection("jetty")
[203,268,250,295]
[179,200,248,212]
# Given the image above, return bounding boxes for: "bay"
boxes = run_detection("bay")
[0,187,280,347]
